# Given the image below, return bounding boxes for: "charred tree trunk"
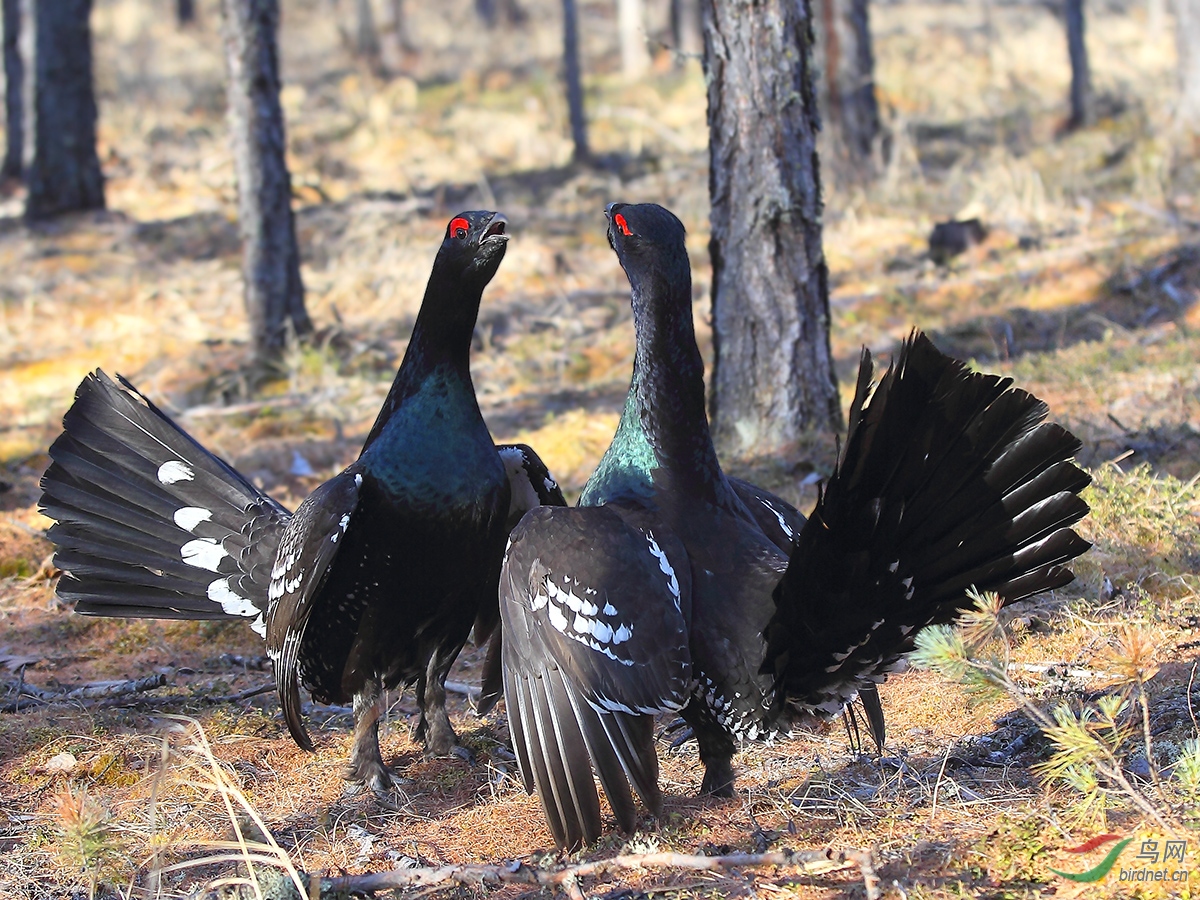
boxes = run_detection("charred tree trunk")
[617,0,650,78]
[1175,0,1200,129]
[701,0,841,454]
[178,0,197,25]
[670,0,702,61]
[25,0,105,219]
[221,0,312,363]
[562,0,589,162]
[2,0,22,179]
[814,0,881,171]
[1064,0,1092,129]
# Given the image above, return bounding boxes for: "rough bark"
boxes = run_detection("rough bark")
[1064,0,1092,129]
[221,0,313,363]
[25,0,105,219]
[618,0,650,79]
[2,0,22,179]
[562,0,589,162]
[670,0,703,60]
[814,0,881,171]
[701,0,842,454]
[1174,0,1200,129]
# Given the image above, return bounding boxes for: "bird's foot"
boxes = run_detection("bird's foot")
[658,718,695,751]
[343,758,411,807]
[698,759,736,798]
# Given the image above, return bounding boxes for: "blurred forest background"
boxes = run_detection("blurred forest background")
[0,0,1199,897]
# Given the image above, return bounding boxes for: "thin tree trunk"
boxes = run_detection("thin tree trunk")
[355,0,382,71]
[1065,0,1093,129]
[618,0,650,79]
[2,0,22,179]
[815,0,881,170]
[671,0,702,60]
[221,0,312,364]
[25,0,105,219]
[178,0,197,25]
[562,0,589,162]
[1174,0,1200,129]
[700,0,841,454]
[378,0,412,72]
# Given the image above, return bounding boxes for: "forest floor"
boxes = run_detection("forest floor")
[1,0,1200,897]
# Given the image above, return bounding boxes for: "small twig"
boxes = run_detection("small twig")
[204,682,276,703]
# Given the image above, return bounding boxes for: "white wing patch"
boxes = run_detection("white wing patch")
[644,531,681,609]
[207,578,258,617]
[173,506,213,532]
[535,575,636,667]
[158,460,195,484]
[759,499,795,539]
[181,538,229,572]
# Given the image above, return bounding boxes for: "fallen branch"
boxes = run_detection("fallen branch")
[227,846,881,900]
[1,673,168,712]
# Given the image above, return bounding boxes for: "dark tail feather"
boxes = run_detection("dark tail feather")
[763,331,1092,715]
[39,370,288,625]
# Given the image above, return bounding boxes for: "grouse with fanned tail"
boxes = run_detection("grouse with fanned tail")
[498,203,1092,849]
[39,211,566,795]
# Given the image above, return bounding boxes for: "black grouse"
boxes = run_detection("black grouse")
[39,211,565,795]
[498,202,1092,849]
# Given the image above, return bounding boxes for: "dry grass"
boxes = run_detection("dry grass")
[1,0,1199,896]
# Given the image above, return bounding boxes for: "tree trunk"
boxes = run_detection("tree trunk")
[617,0,650,79]
[814,0,881,171]
[178,0,197,25]
[562,0,589,162]
[2,0,22,179]
[701,0,842,455]
[221,0,312,364]
[670,0,702,61]
[354,0,382,71]
[1174,0,1200,129]
[1064,0,1092,129]
[25,0,105,220]
[378,0,412,72]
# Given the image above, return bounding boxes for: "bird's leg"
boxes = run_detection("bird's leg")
[696,731,737,797]
[415,643,472,763]
[344,676,406,799]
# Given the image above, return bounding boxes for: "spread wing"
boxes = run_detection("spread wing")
[265,471,362,751]
[500,503,691,849]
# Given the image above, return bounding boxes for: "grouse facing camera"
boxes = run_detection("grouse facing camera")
[499,202,1091,850]
[39,210,565,799]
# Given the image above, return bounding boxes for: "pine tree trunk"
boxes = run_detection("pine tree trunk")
[562,0,589,162]
[1175,0,1200,129]
[25,0,105,219]
[814,0,881,170]
[2,0,22,179]
[1064,0,1093,129]
[701,0,842,454]
[221,0,312,364]
[617,0,650,79]
[670,0,702,60]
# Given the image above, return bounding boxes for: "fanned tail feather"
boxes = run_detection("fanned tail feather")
[39,370,290,626]
[764,332,1092,714]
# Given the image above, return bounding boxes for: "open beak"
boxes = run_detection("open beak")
[483,213,509,244]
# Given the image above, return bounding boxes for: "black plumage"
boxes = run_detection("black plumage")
[40,211,565,794]
[499,202,1092,848]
